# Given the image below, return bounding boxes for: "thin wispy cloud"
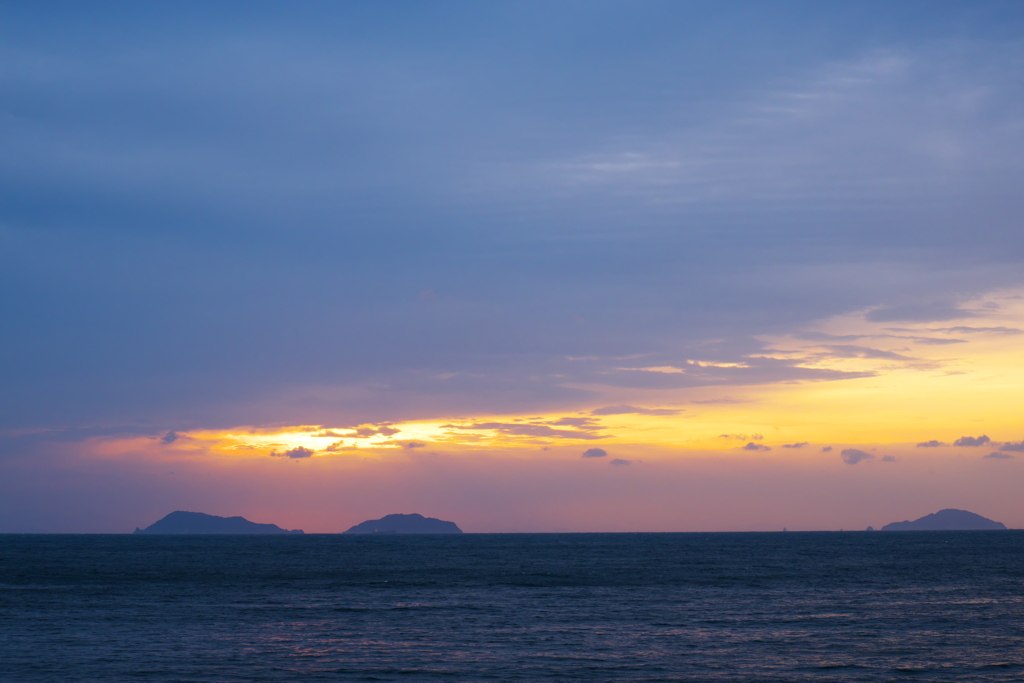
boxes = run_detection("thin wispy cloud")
[590,405,680,416]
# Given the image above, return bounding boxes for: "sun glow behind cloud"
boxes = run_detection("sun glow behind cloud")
[82,288,1024,469]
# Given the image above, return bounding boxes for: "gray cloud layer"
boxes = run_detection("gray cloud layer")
[1,2,1023,436]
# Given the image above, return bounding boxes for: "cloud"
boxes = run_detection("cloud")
[601,359,876,391]
[916,440,946,447]
[840,448,874,465]
[582,448,608,458]
[799,331,964,346]
[1000,441,1024,452]
[953,435,991,447]
[454,422,606,440]
[931,326,1022,335]
[821,446,833,452]
[1,7,1023,448]
[911,337,966,346]
[590,405,680,416]
[782,442,808,449]
[270,446,314,459]
[689,398,747,405]
[866,303,976,323]
[548,417,601,428]
[742,442,771,451]
[984,452,1014,460]
[881,455,896,462]
[403,441,427,449]
[313,425,401,440]
[720,433,763,441]
[609,458,632,466]
[160,431,178,445]
[817,345,917,361]
[353,426,400,438]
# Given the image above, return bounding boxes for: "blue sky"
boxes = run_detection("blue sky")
[2,2,1023,531]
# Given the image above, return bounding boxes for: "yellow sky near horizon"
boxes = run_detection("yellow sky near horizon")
[40,288,1024,532]
[87,289,1023,465]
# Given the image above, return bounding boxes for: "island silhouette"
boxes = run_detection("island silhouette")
[344,513,462,534]
[881,509,1007,531]
[133,511,304,534]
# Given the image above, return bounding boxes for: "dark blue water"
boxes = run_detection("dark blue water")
[2,532,1023,681]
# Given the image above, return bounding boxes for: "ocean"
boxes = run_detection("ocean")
[1,532,1022,681]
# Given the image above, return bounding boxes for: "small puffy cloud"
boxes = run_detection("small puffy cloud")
[916,440,946,447]
[882,455,896,462]
[1000,441,1024,452]
[591,405,680,416]
[582,448,608,458]
[821,446,833,452]
[610,458,632,466]
[271,446,314,459]
[160,431,178,444]
[984,452,1014,460]
[782,442,808,449]
[953,435,990,447]
[720,433,763,441]
[742,442,770,451]
[403,441,427,449]
[841,448,874,465]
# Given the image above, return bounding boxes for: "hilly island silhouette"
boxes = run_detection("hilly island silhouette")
[134,511,304,534]
[881,509,1007,531]
[344,513,463,534]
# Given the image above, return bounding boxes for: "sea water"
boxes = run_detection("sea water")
[1,532,1022,681]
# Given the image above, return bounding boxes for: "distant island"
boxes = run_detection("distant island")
[344,513,462,534]
[134,511,304,534]
[881,509,1007,531]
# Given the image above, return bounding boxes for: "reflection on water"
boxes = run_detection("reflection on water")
[1,532,1023,681]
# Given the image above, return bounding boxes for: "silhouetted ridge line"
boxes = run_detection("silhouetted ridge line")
[344,513,462,534]
[881,509,1006,531]
[133,511,304,534]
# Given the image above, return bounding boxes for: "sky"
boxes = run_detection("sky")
[2,1,1023,532]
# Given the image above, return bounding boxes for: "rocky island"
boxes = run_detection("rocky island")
[881,509,1007,531]
[344,513,462,534]
[134,511,304,534]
